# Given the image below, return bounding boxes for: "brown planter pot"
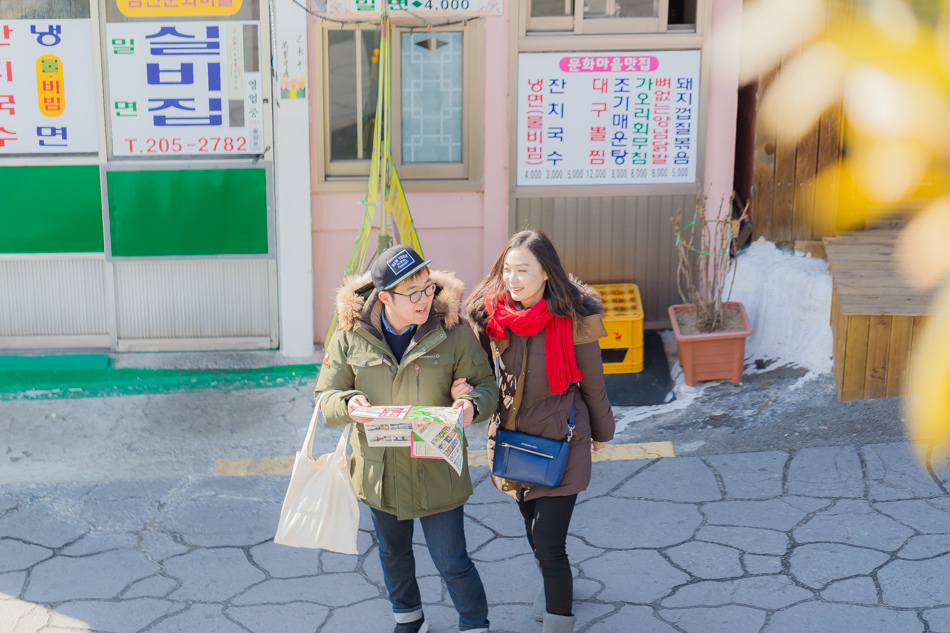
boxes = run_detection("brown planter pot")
[668,302,753,386]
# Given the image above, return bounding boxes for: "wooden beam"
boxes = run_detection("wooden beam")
[885,316,914,398]
[864,315,891,399]
[842,315,870,401]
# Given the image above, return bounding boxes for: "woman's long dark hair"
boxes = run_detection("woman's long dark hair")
[466,230,592,323]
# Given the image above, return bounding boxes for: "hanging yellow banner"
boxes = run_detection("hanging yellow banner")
[387,164,423,257]
[327,11,427,344]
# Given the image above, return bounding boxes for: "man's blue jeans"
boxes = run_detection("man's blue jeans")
[370,505,490,632]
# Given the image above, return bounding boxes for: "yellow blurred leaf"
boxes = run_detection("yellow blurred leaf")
[737,0,825,85]
[896,196,950,288]
[843,65,950,151]
[813,161,950,232]
[867,0,919,47]
[906,280,950,465]
[851,137,930,203]
[760,42,846,143]
[827,20,950,88]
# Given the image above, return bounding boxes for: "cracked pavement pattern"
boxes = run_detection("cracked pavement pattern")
[4,441,950,632]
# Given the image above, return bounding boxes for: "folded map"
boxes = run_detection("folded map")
[350,405,465,475]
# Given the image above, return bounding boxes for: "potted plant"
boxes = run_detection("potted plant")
[668,195,752,386]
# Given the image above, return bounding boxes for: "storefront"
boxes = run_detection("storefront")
[309,0,740,338]
[1,0,740,353]
[0,0,316,355]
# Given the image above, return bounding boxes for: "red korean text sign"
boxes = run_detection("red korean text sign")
[0,19,98,153]
[516,50,700,187]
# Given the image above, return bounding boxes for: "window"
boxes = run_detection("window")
[322,24,476,181]
[400,32,463,164]
[326,29,380,165]
[527,0,697,33]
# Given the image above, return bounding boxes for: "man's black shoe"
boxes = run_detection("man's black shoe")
[394,618,428,633]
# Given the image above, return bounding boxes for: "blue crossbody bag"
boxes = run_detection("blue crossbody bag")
[491,352,575,488]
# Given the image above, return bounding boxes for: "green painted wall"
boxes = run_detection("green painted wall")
[107,168,269,257]
[0,165,104,253]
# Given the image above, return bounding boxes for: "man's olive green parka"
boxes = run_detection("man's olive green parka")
[314,270,498,520]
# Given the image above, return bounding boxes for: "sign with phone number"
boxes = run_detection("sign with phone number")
[121,135,250,153]
[106,20,264,157]
[517,50,701,187]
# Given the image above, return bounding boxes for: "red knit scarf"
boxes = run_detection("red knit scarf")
[486,292,583,395]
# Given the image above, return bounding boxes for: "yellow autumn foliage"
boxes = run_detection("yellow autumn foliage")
[737,0,950,463]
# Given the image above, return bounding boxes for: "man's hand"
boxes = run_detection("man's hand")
[452,399,475,427]
[592,440,608,452]
[347,394,374,423]
[450,378,473,400]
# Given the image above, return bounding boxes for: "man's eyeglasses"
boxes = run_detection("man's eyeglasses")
[387,282,436,304]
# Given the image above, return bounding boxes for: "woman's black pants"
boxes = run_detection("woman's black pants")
[516,493,579,617]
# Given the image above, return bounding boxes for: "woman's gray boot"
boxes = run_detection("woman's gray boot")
[532,583,544,622]
[541,613,576,633]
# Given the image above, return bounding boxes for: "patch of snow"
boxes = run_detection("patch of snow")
[614,239,834,432]
[728,238,834,382]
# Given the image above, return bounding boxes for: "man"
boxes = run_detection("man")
[315,245,497,633]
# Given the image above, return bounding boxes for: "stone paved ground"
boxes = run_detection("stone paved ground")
[4,441,950,632]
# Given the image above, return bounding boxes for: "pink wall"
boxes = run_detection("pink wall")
[310,192,487,341]
[702,0,742,223]
[309,12,511,343]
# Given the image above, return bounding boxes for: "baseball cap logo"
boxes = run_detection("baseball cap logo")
[371,245,430,291]
[387,250,415,276]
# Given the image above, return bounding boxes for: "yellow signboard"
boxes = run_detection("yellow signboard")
[116,0,243,18]
[36,55,65,118]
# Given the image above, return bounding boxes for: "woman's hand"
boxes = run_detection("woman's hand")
[346,394,374,423]
[452,399,475,426]
[451,378,473,400]
[592,440,608,452]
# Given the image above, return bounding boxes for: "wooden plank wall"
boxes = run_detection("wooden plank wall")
[513,192,694,325]
[752,0,852,243]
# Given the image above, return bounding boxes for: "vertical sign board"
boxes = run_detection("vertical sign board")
[106,2,264,157]
[279,34,307,99]
[517,51,701,187]
[0,13,98,154]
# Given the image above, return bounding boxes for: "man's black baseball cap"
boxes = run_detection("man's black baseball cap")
[371,245,432,291]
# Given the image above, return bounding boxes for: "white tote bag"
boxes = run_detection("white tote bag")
[274,392,360,554]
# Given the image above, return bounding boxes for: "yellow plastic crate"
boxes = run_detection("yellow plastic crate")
[592,283,644,374]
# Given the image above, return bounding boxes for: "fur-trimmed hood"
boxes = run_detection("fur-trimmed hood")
[574,277,605,317]
[335,269,465,333]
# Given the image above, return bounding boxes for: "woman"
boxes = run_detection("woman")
[458,230,614,633]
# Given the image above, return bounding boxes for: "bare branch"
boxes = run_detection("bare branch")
[671,190,743,333]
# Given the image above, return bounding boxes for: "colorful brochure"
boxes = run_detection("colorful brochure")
[351,405,465,475]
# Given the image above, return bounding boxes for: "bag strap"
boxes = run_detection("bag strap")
[493,338,576,440]
[301,392,328,457]
[491,339,529,433]
[304,391,355,459]
[566,399,575,443]
[331,422,354,459]
[491,341,502,389]
[304,392,354,459]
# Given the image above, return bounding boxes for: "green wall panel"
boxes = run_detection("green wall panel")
[106,168,269,257]
[0,165,104,253]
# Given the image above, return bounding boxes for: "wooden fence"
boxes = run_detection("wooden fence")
[750,0,852,243]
